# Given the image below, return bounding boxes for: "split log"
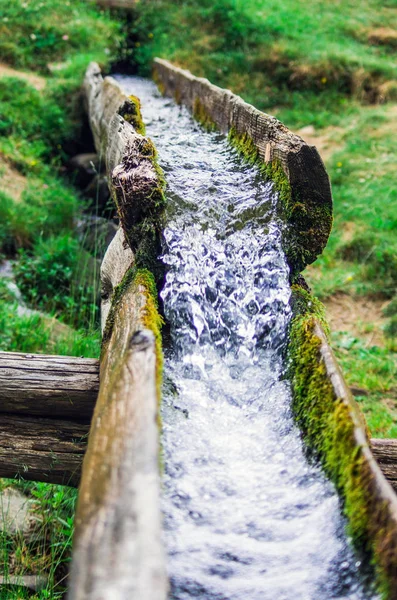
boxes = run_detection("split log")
[304,322,397,592]
[371,439,397,491]
[153,58,332,274]
[0,414,88,487]
[69,289,166,598]
[68,66,167,600]
[0,351,99,421]
[100,228,134,331]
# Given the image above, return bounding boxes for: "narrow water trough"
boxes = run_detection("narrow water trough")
[69,61,397,600]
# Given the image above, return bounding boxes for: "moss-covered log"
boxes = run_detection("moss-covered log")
[70,281,166,599]
[83,62,166,281]
[153,58,332,276]
[288,285,397,599]
[68,63,167,600]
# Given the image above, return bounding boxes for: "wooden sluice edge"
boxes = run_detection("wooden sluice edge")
[315,321,397,596]
[68,63,167,600]
[289,305,397,597]
[152,57,333,275]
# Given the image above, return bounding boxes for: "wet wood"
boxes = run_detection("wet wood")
[68,65,167,600]
[312,321,397,592]
[0,414,88,487]
[0,351,99,421]
[371,438,397,491]
[153,58,332,272]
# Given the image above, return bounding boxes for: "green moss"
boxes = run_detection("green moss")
[111,134,166,283]
[288,283,397,598]
[102,266,164,402]
[118,95,146,135]
[228,127,291,206]
[134,268,164,401]
[193,98,217,131]
[228,127,333,276]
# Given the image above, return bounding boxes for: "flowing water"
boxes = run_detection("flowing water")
[116,76,376,600]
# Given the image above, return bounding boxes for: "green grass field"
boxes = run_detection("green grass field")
[0,0,396,596]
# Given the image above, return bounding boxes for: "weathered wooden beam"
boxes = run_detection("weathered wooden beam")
[70,272,166,598]
[0,414,88,487]
[371,439,397,491]
[305,322,397,592]
[0,351,99,421]
[68,65,167,600]
[153,58,332,275]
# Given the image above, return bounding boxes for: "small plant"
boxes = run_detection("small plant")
[14,234,100,330]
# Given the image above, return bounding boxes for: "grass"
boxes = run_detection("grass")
[0,0,121,72]
[128,0,397,115]
[0,480,77,600]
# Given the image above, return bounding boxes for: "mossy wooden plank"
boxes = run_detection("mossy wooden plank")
[69,64,167,600]
[289,285,397,599]
[70,285,166,599]
[153,58,332,275]
[84,62,166,281]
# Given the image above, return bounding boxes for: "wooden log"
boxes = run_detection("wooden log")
[83,63,165,281]
[100,228,134,332]
[0,351,99,421]
[68,65,167,600]
[0,414,88,487]
[153,58,332,275]
[371,439,397,491]
[305,322,397,591]
[69,309,166,598]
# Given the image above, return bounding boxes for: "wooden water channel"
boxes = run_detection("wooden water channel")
[0,59,397,597]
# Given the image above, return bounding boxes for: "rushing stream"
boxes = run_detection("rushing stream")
[115,76,376,600]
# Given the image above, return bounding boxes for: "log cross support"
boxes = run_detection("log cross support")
[0,352,97,487]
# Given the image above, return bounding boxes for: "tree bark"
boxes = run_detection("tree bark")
[0,414,88,487]
[0,351,99,421]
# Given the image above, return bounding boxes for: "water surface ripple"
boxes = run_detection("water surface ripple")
[116,76,376,600]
